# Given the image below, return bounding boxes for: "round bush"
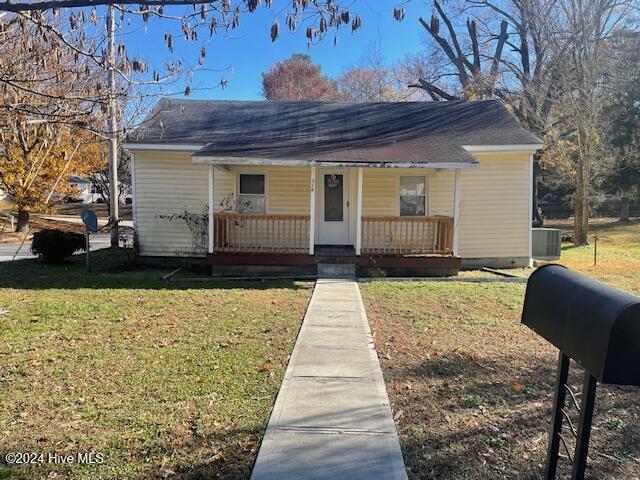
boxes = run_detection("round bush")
[31,229,86,264]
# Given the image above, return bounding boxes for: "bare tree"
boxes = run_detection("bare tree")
[406,0,639,244]
[337,40,420,102]
[407,0,508,100]
[544,0,638,244]
[602,32,640,220]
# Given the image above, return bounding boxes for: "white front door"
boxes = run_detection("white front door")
[316,169,350,245]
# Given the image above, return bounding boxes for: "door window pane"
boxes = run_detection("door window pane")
[399,176,427,216]
[324,174,343,221]
[239,174,265,213]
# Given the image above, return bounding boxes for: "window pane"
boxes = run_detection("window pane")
[324,174,343,221]
[239,174,265,195]
[238,194,265,213]
[399,176,425,196]
[400,196,425,216]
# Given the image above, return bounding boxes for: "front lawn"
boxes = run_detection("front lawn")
[361,281,640,479]
[0,253,311,479]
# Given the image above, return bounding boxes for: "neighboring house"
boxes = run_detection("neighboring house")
[124,98,542,275]
[67,175,102,203]
[67,175,132,205]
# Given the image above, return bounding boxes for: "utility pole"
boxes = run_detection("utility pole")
[107,4,119,248]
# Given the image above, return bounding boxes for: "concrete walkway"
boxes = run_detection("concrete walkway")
[251,279,408,480]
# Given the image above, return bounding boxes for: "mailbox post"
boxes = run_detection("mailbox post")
[80,209,98,272]
[522,264,640,480]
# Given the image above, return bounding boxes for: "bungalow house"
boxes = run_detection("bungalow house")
[67,175,102,204]
[124,98,542,276]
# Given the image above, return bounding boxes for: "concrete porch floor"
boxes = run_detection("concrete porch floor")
[250,279,407,480]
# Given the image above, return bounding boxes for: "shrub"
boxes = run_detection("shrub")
[31,229,85,264]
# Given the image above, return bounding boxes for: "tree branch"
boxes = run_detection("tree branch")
[1,0,235,13]
[467,19,481,74]
[408,78,460,101]
[489,20,508,81]
[419,15,469,87]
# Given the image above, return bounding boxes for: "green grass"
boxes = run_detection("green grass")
[0,251,312,479]
[552,219,640,294]
[360,279,640,480]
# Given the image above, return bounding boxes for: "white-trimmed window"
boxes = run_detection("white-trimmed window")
[238,173,266,213]
[399,175,427,216]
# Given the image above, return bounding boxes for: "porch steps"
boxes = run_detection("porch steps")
[317,263,356,279]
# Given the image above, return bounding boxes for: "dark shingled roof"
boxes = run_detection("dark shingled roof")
[128,98,541,165]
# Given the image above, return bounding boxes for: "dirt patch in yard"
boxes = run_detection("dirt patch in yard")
[361,281,640,479]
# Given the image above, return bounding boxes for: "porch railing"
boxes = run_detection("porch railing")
[361,216,454,255]
[213,213,310,254]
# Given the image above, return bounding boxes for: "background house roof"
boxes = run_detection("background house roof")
[128,99,542,166]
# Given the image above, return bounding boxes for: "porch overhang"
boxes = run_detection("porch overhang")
[191,156,479,170]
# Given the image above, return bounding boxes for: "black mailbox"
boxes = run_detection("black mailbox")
[522,264,640,385]
[521,264,640,480]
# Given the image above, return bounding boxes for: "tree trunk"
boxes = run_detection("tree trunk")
[574,159,589,246]
[532,155,543,227]
[15,209,29,233]
[620,196,630,221]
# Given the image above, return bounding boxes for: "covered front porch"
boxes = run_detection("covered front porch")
[200,162,466,276]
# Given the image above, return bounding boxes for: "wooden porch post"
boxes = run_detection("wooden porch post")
[453,169,461,256]
[208,164,214,254]
[309,166,316,255]
[356,167,363,255]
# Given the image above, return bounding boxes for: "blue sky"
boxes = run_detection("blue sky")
[121,1,429,101]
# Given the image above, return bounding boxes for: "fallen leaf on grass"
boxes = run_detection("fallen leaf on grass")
[394,409,405,421]
[159,467,176,479]
[512,383,523,392]
[260,360,272,372]
[240,438,258,453]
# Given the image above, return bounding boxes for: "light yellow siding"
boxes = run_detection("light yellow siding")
[268,167,310,215]
[134,151,209,257]
[458,152,531,259]
[133,157,312,256]
[133,151,530,261]
[429,170,455,216]
[361,168,454,217]
[213,168,235,211]
[362,169,396,216]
